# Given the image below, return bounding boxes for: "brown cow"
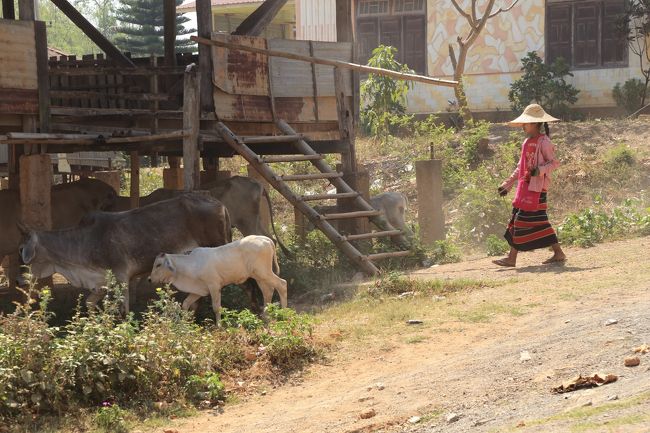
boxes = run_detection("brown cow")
[18,193,231,312]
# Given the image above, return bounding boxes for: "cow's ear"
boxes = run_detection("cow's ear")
[16,221,31,236]
[20,242,36,264]
[163,255,175,273]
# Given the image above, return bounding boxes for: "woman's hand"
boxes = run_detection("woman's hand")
[497,186,508,197]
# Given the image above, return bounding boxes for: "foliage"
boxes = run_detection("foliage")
[360,45,414,140]
[114,0,195,56]
[619,0,650,108]
[428,240,462,265]
[558,197,650,247]
[0,276,318,426]
[39,0,99,55]
[94,404,128,433]
[509,52,580,119]
[485,234,510,257]
[613,79,647,114]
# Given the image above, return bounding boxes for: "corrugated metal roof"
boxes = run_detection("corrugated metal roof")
[178,0,262,12]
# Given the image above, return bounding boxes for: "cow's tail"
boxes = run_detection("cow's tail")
[272,244,280,275]
[262,188,293,258]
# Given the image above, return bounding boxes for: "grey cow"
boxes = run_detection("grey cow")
[0,178,117,282]
[18,193,231,312]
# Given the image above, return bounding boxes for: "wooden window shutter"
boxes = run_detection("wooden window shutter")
[402,15,426,74]
[547,4,572,65]
[574,3,600,67]
[602,1,628,65]
[358,17,380,66]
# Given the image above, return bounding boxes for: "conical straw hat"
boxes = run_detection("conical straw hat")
[508,103,560,125]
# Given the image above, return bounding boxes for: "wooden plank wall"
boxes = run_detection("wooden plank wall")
[0,20,38,115]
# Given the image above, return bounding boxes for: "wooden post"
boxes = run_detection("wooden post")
[34,21,50,133]
[163,0,176,66]
[247,164,271,232]
[232,0,289,36]
[3,0,16,19]
[183,65,200,191]
[416,159,445,245]
[18,0,36,20]
[195,0,214,113]
[294,206,307,242]
[201,156,218,185]
[129,152,140,209]
[336,0,354,44]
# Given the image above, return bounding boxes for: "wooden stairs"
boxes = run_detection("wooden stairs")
[212,120,411,276]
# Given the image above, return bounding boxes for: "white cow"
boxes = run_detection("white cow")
[148,235,288,322]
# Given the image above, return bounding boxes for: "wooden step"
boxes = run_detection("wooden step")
[343,230,403,241]
[281,172,343,181]
[301,192,360,201]
[242,134,302,144]
[367,251,412,261]
[321,210,383,220]
[262,154,323,163]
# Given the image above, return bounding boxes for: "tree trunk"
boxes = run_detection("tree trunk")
[452,43,473,124]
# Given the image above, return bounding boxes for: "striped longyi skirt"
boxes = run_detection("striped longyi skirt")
[504,192,559,252]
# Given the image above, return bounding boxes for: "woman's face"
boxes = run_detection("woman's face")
[522,123,540,137]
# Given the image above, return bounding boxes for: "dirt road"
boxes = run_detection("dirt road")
[160,237,650,433]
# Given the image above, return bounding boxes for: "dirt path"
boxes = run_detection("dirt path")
[160,237,650,433]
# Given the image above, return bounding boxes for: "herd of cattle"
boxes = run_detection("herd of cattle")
[0,176,410,319]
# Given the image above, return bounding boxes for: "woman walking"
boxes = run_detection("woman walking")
[493,104,566,267]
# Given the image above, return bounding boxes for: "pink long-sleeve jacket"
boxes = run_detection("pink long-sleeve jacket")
[500,134,560,193]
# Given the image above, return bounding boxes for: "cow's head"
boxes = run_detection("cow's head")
[17,224,54,278]
[148,253,176,284]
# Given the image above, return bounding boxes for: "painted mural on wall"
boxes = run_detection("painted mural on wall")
[406,0,643,115]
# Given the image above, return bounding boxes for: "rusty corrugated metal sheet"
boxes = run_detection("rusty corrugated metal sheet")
[296,0,337,42]
[212,34,270,96]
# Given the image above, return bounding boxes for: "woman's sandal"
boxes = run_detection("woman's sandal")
[493,258,516,267]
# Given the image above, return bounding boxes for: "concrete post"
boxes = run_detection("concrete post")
[247,164,271,231]
[416,159,445,245]
[163,158,183,190]
[19,154,53,288]
[93,170,121,193]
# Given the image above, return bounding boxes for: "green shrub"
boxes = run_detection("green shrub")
[185,373,226,403]
[0,275,318,426]
[94,404,128,433]
[429,240,462,264]
[485,234,510,256]
[603,143,637,167]
[613,79,646,114]
[508,51,580,119]
[360,45,413,140]
[558,198,650,247]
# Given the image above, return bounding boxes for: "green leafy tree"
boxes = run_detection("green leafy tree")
[619,0,650,111]
[508,51,580,118]
[360,45,413,140]
[114,0,195,56]
[39,0,98,55]
[613,78,647,114]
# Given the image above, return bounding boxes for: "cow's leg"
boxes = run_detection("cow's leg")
[256,279,276,317]
[207,285,223,324]
[86,287,106,310]
[182,293,202,311]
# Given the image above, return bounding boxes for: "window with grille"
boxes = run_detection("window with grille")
[546,0,628,68]
[356,0,426,74]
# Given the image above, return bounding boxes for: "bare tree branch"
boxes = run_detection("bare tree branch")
[449,44,458,71]
[488,0,521,19]
[471,1,477,23]
[450,0,475,26]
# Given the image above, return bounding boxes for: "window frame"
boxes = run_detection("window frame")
[355,0,427,74]
[545,0,629,70]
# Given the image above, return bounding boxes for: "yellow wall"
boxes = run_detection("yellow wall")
[408,0,645,114]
